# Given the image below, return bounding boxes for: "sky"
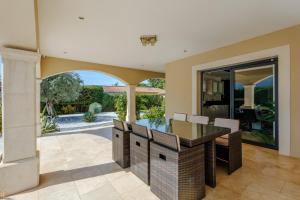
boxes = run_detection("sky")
[75,71,125,86]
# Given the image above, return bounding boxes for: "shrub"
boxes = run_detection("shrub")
[61,105,76,114]
[83,112,96,122]
[102,94,116,111]
[136,95,147,119]
[89,102,102,114]
[143,106,165,119]
[41,115,59,134]
[115,94,127,121]
[76,86,104,112]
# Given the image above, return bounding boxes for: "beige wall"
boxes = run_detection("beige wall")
[41,56,164,85]
[165,24,300,158]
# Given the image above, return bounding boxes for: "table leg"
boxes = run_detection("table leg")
[205,139,216,188]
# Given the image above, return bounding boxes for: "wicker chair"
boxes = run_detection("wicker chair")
[112,119,130,168]
[187,115,209,124]
[214,118,242,174]
[173,112,187,121]
[150,129,205,200]
[130,123,151,185]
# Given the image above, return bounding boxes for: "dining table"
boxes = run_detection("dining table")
[135,118,231,188]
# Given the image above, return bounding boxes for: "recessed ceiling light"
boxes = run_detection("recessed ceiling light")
[78,16,85,20]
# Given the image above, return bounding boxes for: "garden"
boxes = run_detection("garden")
[41,72,165,134]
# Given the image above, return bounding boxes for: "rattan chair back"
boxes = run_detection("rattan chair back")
[132,123,151,138]
[214,118,240,133]
[151,129,180,151]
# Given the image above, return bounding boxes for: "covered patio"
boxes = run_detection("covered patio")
[1,0,300,199]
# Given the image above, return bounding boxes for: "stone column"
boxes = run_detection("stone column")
[0,48,40,196]
[36,79,42,137]
[126,85,136,122]
[244,84,255,108]
[36,58,42,137]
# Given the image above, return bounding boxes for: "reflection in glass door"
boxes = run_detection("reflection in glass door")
[201,58,278,149]
[201,69,231,121]
[234,64,278,148]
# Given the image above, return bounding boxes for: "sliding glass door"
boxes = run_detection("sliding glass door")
[201,58,278,149]
[201,69,231,120]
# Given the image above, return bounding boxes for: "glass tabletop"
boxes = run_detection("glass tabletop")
[135,118,231,146]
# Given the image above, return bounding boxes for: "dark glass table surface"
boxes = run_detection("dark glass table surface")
[135,118,230,147]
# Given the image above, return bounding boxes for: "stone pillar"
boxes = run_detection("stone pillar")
[244,84,255,108]
[36,57,42,137]
[36,79,42,137]
[0,48,40,197]
[126,85,136,122]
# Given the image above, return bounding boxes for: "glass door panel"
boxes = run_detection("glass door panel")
[234,65,278,148]
[202,69,231,123]
[201,58,278,149]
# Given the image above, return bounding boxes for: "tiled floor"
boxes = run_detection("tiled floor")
[7,127,300,200]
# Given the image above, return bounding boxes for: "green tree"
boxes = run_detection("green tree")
[138,78,165,89]
[41,73,82,117]
[148,78,165,89]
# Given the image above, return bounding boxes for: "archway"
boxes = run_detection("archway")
[40,70,128,134]
[0,48,165,196]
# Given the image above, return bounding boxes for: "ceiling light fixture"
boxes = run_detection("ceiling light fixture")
[140,35,157,46]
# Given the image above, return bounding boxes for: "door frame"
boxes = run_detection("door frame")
[192,45,290,156]
[200,58,279,149]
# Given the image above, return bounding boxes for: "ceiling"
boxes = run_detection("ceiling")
[1,1,300,72]
[0,0,37,50]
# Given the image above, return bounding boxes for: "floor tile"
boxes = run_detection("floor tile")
[7,128,300,200]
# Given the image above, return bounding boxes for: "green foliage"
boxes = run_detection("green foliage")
[115,94,127,121]
[89,102,102,114]
[139,94,164,109]
[143,106,165,119]
[61,105,76,114]
[41,107,59,134]
[255,86,273,105]
[41,115,59,134]
[83,112,96,122]
[138,78,165,89]
[148,78,165,89]
[102,94,116,111]
[114,93,165,121]
[136,95,147,119]
[256,102,275,123]
[41,73,82,116]
[76,85,104,112]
